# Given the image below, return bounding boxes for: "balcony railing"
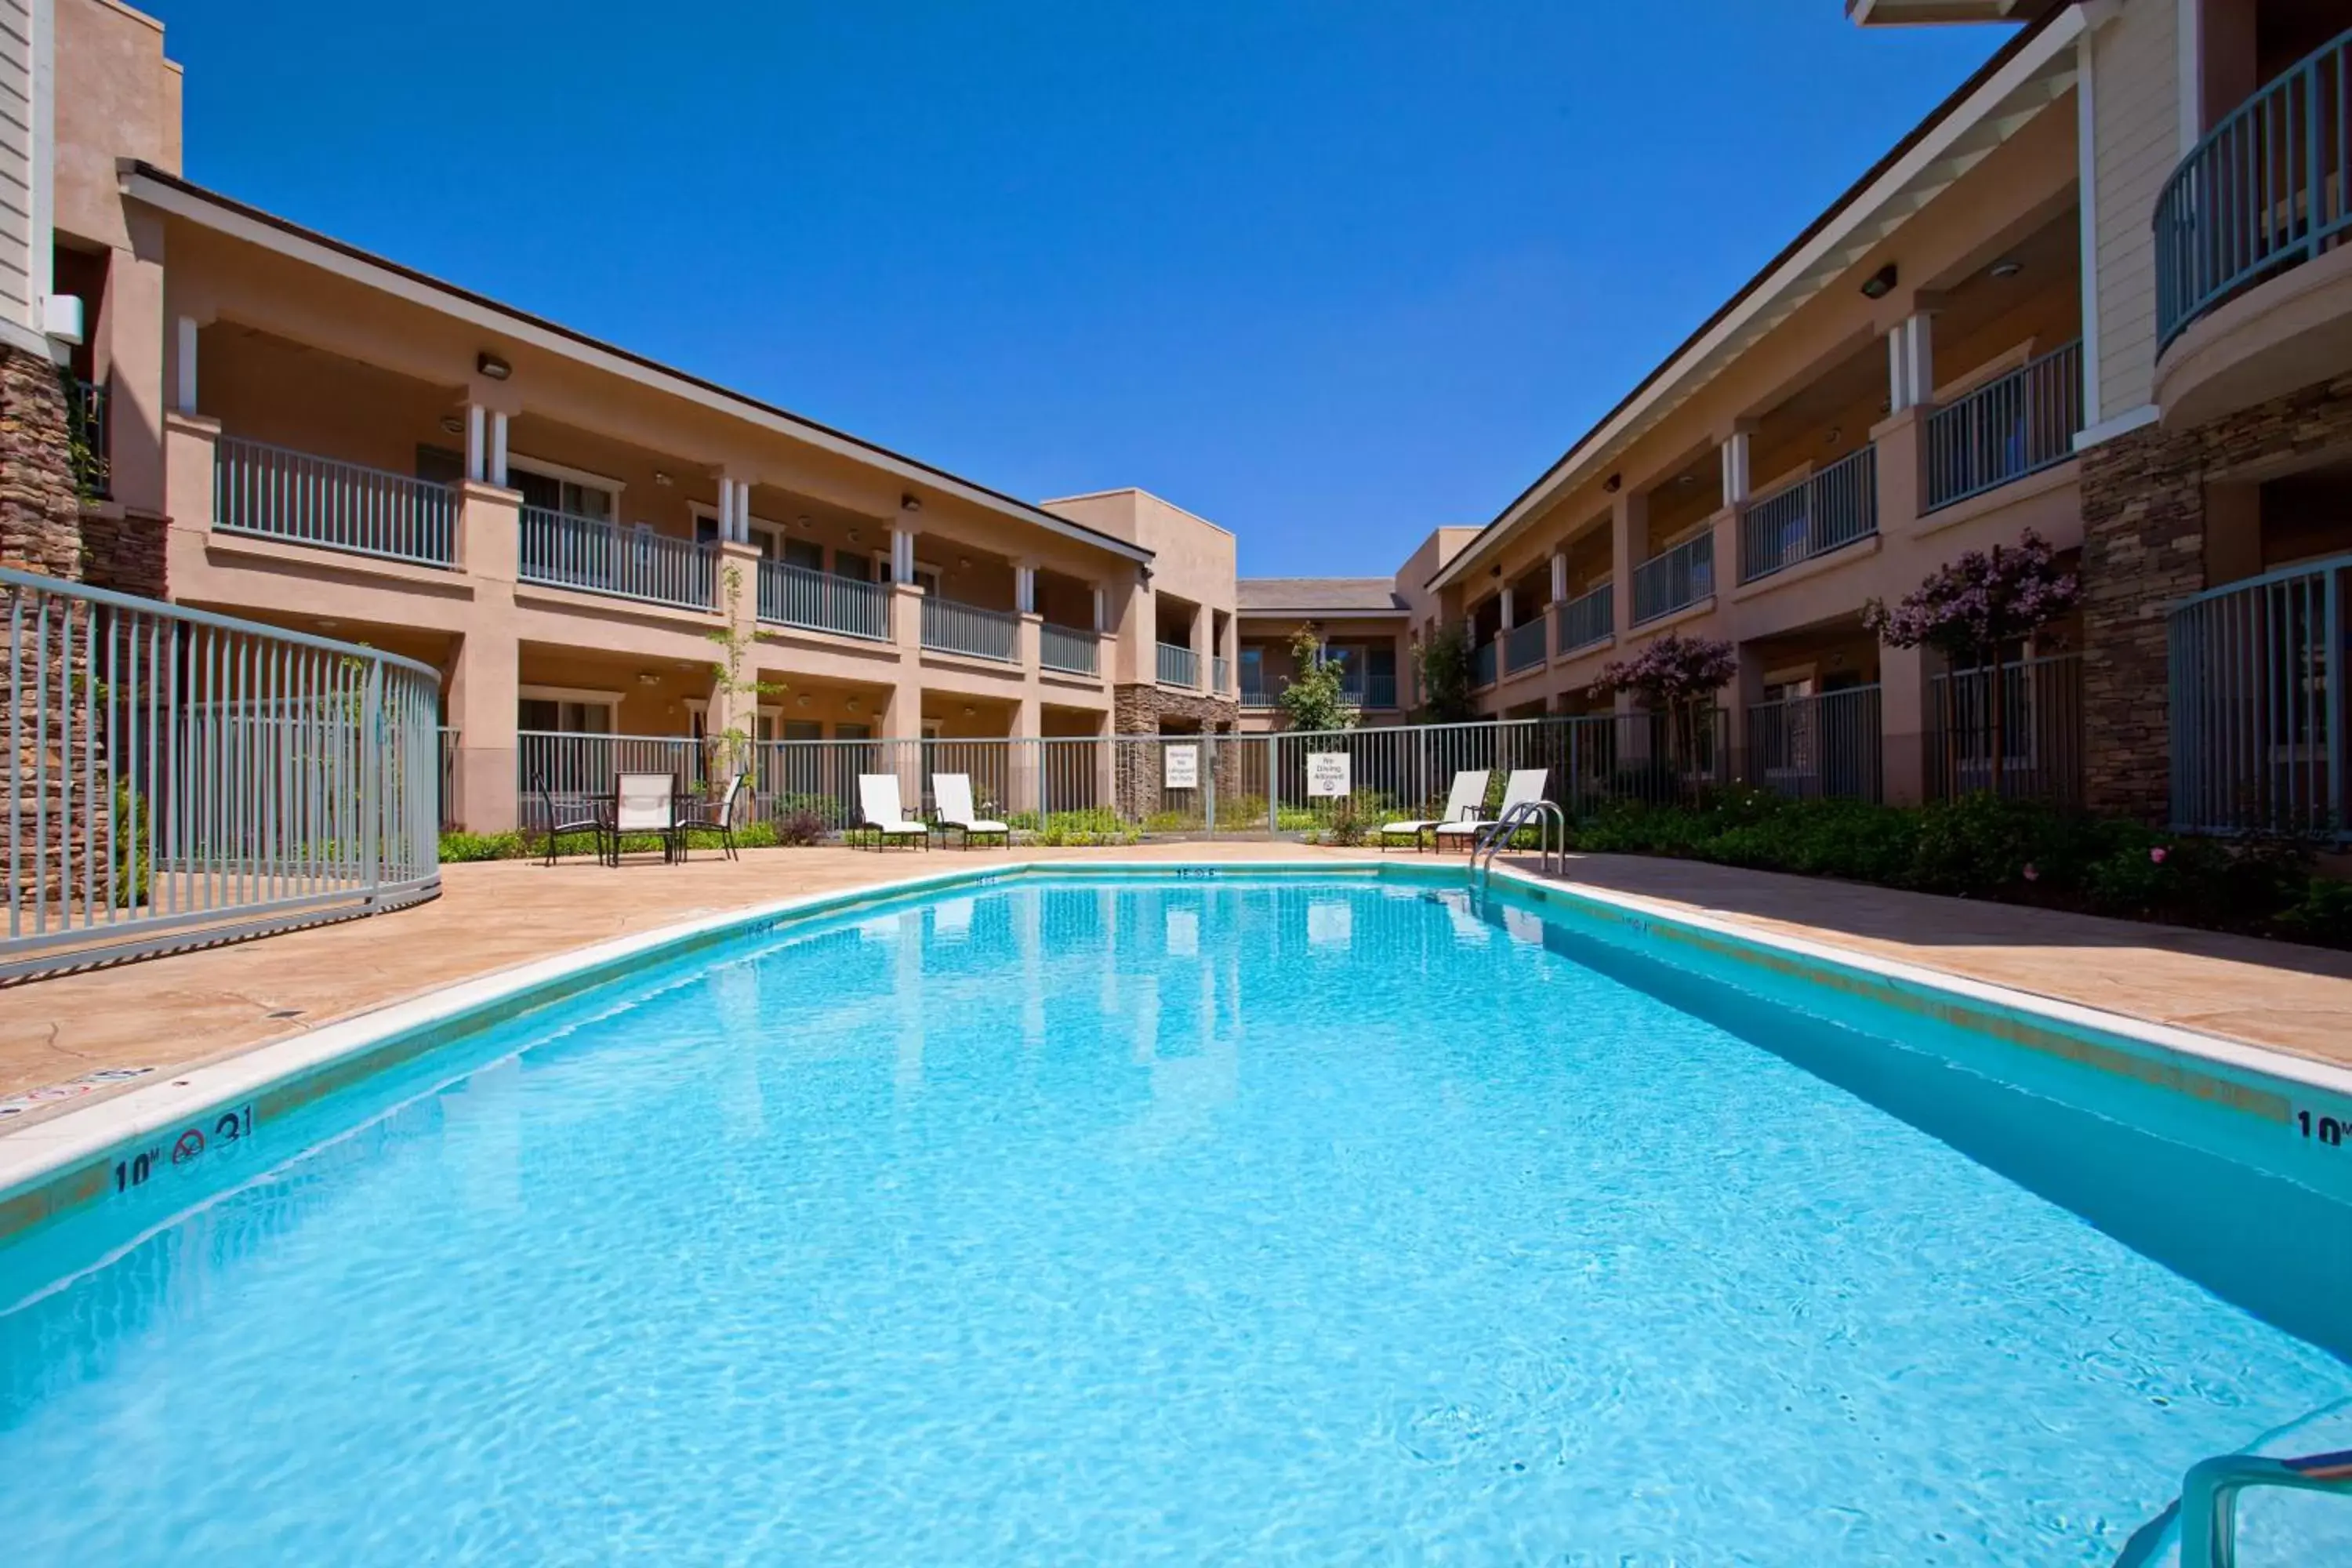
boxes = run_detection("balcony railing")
[1041,622,1101,675]
[1632,532,1715,623]
[2169,554,2347,837]
[215,436,459,568]
[520,507,715,611]
[2155,25,2352,351]
[1213,655,1231,694]
[1504,616,1548,674]
[1928,652,2084,807]
[1356,671,1399,709]
[1556,579,1613,654]
[65,374,108,499]
[1740,445,1877,584]
[1926,340,2083,510]
[1748,686,1883,803]
[921,595,1018,662]
[1157,641,1200,688]
[757,558,889,640]
[1472,638,1497,688]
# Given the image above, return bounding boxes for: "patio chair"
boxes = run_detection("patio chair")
[673,771,747,862]
[1378,769,1489,852]
[536,772,610,867]
[931,772,1009,848]
[855,774,929,851]
[611,771,682,864]
[1432,768,1548,852]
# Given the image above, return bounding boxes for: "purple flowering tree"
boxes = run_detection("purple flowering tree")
[1862,529,2078,796]
[1589,632,1737,801]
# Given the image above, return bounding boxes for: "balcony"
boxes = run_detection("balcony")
[757,558,890,641]
[1041,622,1102,676]
[1240,677,1272,706]
[2168,554,2348,837]
[2155,27,2352,353]
[215,435,459,568]
[921,595,1019,662]
[1740,447,1876,585]
[1925,342,2082,510]
[1556,579,1612,655]
[1213,655,1231,694]
[1504,616,1548,675]
[1748,687,1883,803]
[1632,532,1715,623]
[1472,637,1497,688]
[1157,641,1200,688]
[520,506,715,611]
[1334,670,1399,709]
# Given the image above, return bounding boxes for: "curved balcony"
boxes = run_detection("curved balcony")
[2154,27,2352,354]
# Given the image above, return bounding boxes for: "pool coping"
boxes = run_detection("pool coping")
[4,857,2349,1245]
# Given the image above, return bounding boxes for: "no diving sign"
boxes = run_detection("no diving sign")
[1305,753,1352,798]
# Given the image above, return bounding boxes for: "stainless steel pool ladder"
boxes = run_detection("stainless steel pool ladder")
[1472,799,1565,880]
[2176,1446,2352,1568]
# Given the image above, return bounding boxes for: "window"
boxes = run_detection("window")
[517,693,615,733]
[833,553,873,583]
[833,722,872,741]
[1239,645,1264,699]
[782,720,822,742]
[782,538,825,573]
[510,459,619,523]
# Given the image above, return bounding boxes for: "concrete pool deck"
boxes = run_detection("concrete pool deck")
[2,843,2348,1130]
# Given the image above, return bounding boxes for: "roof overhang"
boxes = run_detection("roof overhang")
[1849,0,2038,26]
[1236,605,1411,619]
[1431,4,2081,593]
[121,165,1155,567]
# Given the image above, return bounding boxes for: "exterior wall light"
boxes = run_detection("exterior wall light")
[1860,264,1898,300]
[900,493,923,513]
[1989,259,2024,279]
[477,352,512,380]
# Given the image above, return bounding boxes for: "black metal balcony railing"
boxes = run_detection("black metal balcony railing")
[1748,686,1884,803]
[65,375,109,499]
[1925,341,2083,510]
[1740,446,1877,585]
[2154,25,2352,350]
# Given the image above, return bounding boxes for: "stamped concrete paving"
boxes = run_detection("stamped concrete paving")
[3,844,2349,1135]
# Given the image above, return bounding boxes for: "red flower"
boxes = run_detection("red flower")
[2150,846,2168,865]
[2022,863,2039,882]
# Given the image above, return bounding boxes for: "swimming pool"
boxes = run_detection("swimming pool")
[2,869,2349,1563]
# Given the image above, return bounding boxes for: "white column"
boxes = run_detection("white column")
[719,477,741,543]
[1888,311,1935,413]
[1499,586,1515,630]
[1549,551,1568,604]
[891,525,916,584]
[489,411,510,488]
[1014,563,1037,615]
[1093,585,1109,633]
[464,404,486,483]
[174,316,198,412]
[1720,430,1751,507]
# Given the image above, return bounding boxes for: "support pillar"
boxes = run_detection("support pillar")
[1609,488,1646,640]
[452,480,521,832]
[1881,641,1934,807]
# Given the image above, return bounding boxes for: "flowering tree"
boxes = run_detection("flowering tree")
[1589,631,1737,800]
[1862,529,2078,796]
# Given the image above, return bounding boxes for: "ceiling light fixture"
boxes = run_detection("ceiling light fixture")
[1988,258,2024,279]
[1860,263,1898,300]
[900,493,923,514]
[652,470,673,487]
[1603,473,1623,494]
[438,415,463,435]
[476,351,512,381]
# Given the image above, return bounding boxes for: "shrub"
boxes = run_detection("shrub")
[1321,797,1367,847]
[2273,877,2352,948]
[439,829,532,862]
[773,809,827,848]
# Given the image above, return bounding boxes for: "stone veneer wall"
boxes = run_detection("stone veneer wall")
[1110,682,1244,824]
[2079,372,2352,821]
[1,347,82,576]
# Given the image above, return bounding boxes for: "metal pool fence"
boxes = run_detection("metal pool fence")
[3,567,443,981]
[517,713,1731,842]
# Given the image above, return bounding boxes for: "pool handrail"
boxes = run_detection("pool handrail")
[2178,1446,2352,1568]
[1473,798,1565,880]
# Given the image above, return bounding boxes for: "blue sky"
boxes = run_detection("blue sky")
[150,2,2009,575]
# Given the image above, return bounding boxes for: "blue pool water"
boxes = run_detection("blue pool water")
[3,875,2350,1563]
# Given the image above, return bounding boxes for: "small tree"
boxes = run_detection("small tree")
[1279,626,1359,735]
[704,564,785,784]
[1863,529,2078,797]
[1413,622,1478,724]
[1589,631,1737,802]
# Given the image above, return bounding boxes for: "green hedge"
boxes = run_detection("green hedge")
[1560,789,2352,950]
[440,821,785,863]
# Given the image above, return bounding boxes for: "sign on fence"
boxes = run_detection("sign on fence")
[1305,752,1352,798]
[1163,744,1200,789]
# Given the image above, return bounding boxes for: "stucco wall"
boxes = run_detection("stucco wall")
[2087,0,2180,423]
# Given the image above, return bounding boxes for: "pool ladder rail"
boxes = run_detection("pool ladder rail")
[2174,1446,2352,1568]
[1472,799,1566,881]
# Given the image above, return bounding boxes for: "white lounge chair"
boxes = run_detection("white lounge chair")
[1432,768,1548,852]
[611,771,681,864]
[1379,769,1490,852]
[856,774,929,851]
[931,772,1009,848]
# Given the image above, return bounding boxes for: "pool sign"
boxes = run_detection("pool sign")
[1305,752,1352,798]
[1163,744,1200,789]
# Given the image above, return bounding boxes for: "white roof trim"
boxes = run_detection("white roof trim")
[122,171,1155,568]
[1432,7,2083,591]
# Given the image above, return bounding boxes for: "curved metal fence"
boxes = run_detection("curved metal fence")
[3,567,442,981]
[2168,555,2347,837]
[2154,26,2352,350]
